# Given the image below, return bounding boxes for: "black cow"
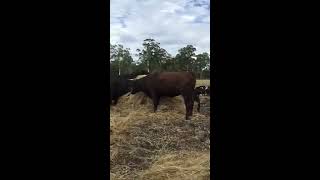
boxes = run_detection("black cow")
[110,70,148,105]
[205,86,210,96]
[195,86,206,96]
[110,75,130,105]
[128,71,196,120]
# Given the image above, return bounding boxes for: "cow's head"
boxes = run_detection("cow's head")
[128,79,142,94]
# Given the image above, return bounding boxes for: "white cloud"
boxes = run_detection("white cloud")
[110,0,210,60]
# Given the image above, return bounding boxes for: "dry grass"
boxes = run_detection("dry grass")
[110,80,211,180]
[196,79,210,87]
[139,151,210,180]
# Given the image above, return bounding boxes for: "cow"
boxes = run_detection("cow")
[205,86,210,96]
[110,70,148,105]
[128,71,196,120]
[193,88,201,112]
[195,86,207,96]
[110,75,131,105]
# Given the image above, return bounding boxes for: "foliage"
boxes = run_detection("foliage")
[109,39,211,79]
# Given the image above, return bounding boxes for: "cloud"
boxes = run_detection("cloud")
[110,0,210,60]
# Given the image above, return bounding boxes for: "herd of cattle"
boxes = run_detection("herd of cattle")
[110,71,210,120]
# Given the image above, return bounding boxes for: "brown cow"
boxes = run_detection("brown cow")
[128,72,196,120]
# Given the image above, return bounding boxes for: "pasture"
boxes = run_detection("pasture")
[196,79,210,86]
[110,80,211,180]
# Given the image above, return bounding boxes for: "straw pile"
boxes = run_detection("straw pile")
[139,151,210,180]
[110,80,210,180]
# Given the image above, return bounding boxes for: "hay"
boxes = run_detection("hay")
[133,74,147,80]
[110,80,210,179]
[196,80,210,86]
[139,151,210,180]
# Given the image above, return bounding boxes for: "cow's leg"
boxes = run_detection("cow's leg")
[188,89,195,116]
[151,93,160,112]
[193,94,199,112]
[182,95,188,119]
[196,96,200,112]
[190,97,194,116]
[187,99,193,119]
[182,95,192,120]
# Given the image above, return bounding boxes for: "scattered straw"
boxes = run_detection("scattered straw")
[110,80,211,180]
[139,151,210,180]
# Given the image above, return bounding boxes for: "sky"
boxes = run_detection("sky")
[110,0,210,60]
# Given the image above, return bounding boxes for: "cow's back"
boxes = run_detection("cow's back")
[144,72,196,96]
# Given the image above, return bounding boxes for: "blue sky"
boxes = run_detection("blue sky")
[110,0,210,59]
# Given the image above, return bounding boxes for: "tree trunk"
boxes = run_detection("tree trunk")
[118,60,121,76]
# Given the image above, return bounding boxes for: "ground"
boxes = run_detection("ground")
[110,79,210,180]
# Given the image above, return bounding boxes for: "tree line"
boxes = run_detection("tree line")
[108,38,210,79]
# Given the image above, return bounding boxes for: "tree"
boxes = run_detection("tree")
[136,39,171,73]
[195,52,210,79]
[110,40,211,79]
[110,44,134,76]
[120,47,134,75]
[162,57,178,71]
[110,43,117,60]
[175,45,197,72]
